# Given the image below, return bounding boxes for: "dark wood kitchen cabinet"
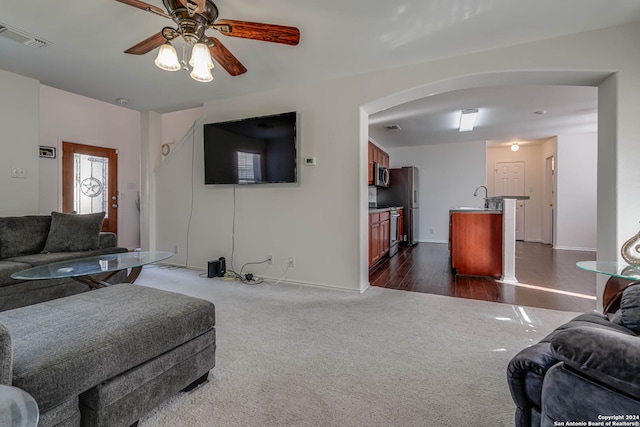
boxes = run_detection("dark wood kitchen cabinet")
[368,141,390,185]
[369,210,391,268]
[450,211,502,277]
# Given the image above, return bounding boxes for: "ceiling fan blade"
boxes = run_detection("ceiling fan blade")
[206,37,247,76]
[214,20,300,46]
[125,32,167,55]
[114,0,171,18]
[178,0,206,15]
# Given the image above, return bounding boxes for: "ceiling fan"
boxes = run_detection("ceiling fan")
[115,0,300,78]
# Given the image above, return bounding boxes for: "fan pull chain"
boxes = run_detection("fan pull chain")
[181,44,189,71]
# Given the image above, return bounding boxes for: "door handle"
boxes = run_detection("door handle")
[112,204,118,209]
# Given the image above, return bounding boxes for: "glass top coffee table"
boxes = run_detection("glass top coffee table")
[0,384,39,427]
[577,260,640,314]
[11,251,173,290]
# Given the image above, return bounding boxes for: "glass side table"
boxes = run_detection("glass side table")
[0,385,39,427]
[577,261,640,314]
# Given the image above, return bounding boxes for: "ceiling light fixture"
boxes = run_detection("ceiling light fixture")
[511,142,520,152]
[154,42,181,71]
[155,39,214,82]
[459,109,478,132]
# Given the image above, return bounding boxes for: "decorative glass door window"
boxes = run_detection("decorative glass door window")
[73,154,109,216]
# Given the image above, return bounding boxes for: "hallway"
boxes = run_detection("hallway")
[369,242,596,312]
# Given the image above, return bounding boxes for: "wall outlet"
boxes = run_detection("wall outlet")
[11,166,26,179]
[173,244,179,254]
[287,257,295,268]
[267,255,273,264]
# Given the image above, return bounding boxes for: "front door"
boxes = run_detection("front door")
[62,142,118,234]
[495,161,525,241]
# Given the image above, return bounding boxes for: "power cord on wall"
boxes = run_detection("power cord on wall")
[180,126,287,286]
[184,119,198,268]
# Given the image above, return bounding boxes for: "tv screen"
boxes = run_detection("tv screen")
[203,112,297,185]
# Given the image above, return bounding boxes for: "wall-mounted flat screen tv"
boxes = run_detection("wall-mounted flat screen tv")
[204,111,297,185]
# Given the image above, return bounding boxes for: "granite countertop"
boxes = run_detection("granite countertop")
[450,208,503,214]
[368,206,404,213]
[486,195,530,201]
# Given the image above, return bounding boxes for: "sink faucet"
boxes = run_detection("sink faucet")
[473,185,488,198]
[473,185,488,208]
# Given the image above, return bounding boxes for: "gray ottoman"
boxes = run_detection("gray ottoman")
[0,284,216,427]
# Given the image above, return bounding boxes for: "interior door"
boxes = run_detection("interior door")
[495,161,525,240]
[62,142,118,234]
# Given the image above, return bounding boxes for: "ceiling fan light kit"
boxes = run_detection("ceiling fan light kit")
[115,0,300,83]
[154,42,181,71]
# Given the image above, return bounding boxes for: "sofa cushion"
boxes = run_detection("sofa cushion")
[0,284,215,412]
[0,216,51,259]
[619,286,640,334]
[0,260,33,286]
[42,212,105,253]
[551,326,640,400]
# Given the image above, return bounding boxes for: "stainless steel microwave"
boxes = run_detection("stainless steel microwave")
[374,163,389,187]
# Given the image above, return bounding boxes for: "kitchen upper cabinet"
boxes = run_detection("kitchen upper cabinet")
[368,142,374,185]
[368,141,390,186]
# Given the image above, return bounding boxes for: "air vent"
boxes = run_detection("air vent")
[0,23,51,48]
[384,124,401,131]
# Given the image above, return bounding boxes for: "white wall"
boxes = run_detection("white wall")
[0,70,40,216]
[147,22,640,301]
[387,142,487,243]
[39,85,142,249]
[161,106,203,156]
[555,133,597,250]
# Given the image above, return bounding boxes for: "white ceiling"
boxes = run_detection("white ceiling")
[0,0,637,148]
[368,85,598,149]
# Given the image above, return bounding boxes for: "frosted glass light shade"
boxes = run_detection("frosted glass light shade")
[189,43,214,69]
[190,64,213,82]
[154,42,181,72]
[511,143,520,152]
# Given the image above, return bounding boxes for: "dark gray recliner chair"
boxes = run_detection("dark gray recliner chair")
[507,286,640,427]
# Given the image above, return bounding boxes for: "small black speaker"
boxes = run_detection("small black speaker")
[217,257,226,277]
[207,257,227,278]
[207,260,221,278]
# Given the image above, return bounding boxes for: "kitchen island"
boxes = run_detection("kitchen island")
[449,195,529,280]
[449,208,503,277]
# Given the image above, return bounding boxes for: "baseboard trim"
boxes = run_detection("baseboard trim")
[553,246,596,252]
[418,239,448,244]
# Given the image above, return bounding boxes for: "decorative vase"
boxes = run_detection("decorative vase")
[621,227,640,266]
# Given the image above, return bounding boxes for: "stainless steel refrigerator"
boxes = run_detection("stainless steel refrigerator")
[377,166,419,246]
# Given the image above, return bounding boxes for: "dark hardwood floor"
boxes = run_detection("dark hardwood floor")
[369,242,597,312]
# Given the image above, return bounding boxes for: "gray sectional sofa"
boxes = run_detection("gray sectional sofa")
[0,283,216,427]
[0,213,129,311]
[507,285,640,426]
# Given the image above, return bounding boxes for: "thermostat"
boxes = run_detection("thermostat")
[304,157,317,165]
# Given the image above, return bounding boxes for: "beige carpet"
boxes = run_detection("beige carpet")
[134,266,579,427]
